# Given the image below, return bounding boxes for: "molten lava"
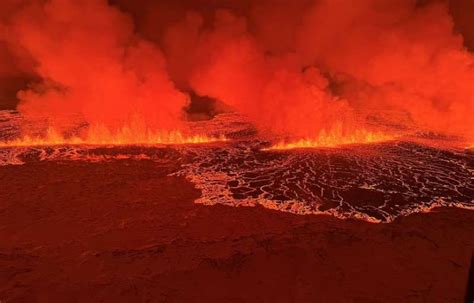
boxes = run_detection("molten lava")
[267,128,394,150]
[0,126,226,147]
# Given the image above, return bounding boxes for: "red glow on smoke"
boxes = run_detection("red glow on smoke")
[0,0,473,146]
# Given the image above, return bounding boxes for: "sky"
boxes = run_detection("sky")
[0,0,473,139]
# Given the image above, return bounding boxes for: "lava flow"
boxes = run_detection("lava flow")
[1,0,474,301]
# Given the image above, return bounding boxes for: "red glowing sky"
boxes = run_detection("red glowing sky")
[0,0,473,141]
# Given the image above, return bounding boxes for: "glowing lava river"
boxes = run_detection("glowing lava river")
[0,110,472,223]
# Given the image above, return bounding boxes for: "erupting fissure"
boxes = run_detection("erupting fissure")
[267,129,395,150]
[0,127,226,147]
[0,0,473,149]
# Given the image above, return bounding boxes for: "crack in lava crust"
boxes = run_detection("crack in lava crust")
[178,141,473,223]
[1,111,473,223]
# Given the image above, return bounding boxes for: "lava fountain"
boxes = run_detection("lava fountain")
[0,126,226,147]
[266,127,395,150]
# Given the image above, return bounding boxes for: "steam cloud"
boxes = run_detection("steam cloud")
[0,0,473,140]
[1,0,188,133]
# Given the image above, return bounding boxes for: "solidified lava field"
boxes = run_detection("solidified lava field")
[1,110,472,223]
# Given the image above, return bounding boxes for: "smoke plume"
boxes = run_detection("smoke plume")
[1,0,188,134]
[0,0,473,141]
[163,0,474,139]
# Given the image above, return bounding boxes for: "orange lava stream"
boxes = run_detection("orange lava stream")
[0,126,226,147]
[267,129,394,150]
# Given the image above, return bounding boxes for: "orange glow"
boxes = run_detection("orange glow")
[0,126,226,147]
[266,128,394,150]
[1,0,473,147]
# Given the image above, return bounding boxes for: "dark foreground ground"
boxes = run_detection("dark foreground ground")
[0,160,473,302]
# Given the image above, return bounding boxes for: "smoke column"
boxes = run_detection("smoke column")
[1,0,188,137]
[163,0,474,140]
